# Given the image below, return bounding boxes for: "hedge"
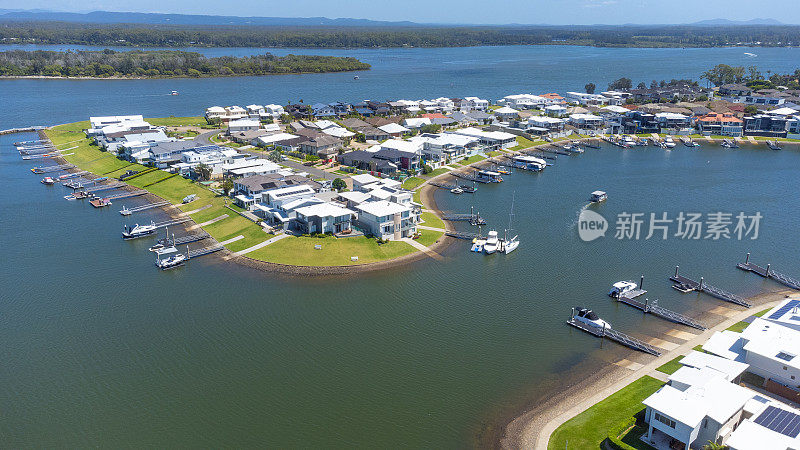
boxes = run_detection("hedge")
[607,416,637,450]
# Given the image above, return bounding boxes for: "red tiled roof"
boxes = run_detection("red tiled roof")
[622,104,638,110]
[540,93,564,99]
[421,113,448,119]
[697,113,742,123]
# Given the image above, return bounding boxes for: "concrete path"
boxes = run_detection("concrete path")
[418,225,446,232]
[218,235,244,246]
[402,237,444,261]
[233,233,289,256]
[747,136,758,144]
[181,204,212,216]
[531,294,792,450]
[197,214,228,227]
[650,133,660,139]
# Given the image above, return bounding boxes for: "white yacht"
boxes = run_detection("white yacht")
[664,135,676,148]
[499,194,519,254]
[621,136,636,147]
[156,252,187,270]
[450,187,464,194]
[573,307,611,329]
[122,221,157,239]
[483,230,499,254]
[119,205,132,216]
[608,281,638,298]
[590,190,607,203]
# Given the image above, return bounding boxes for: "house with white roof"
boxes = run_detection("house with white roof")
[354,200,417,241]
[450,128,516,150]
[378,123,411,137]
[569,113,605,131]
[566,92,612,106]
[462,97,489,111]
[643,375,754,449]
[655,112,692,132]
[545,104,568,117]
[265,185,317,208]
[403,117,432,129]
[294,202,355,234]
[223,159,281,178]
[500,94,546,109]
[350,173,382,191]
[494,106,520,120]
[227,118,261,134]
[411,133,481,165]
[726,402,800,450]
[255,133,305,151]
[246,104,264,118]
[433,97,455,112]
[263,104,285,118]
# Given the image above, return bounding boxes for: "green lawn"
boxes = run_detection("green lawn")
[726,307,772,333]
[461,154,487,165]
[246,235,416,266]
[416,230,444,247]
[145,116,206,127]
[412,190,421,204]
[420,211,445,229]
[548,376,664,450]
[402,176,425,190]
[428,167,451,177]
[509,136,535,151]
[656,356,684,375]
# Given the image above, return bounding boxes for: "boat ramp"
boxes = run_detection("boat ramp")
[566,314,662,356]
[669,266,751,307]
[737,253,800,290]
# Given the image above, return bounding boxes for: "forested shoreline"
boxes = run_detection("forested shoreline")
[1,22,800,48]
[0,49,370,78]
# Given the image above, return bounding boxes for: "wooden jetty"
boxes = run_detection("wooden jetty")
[122,200,171,214]
[78,181,126,193]
[566,316,661,356]
[106,190,147,201]
[442,212,486,226]
[669,266,751,307]
[737,253,800,290]
[581,140,601,149]
[13,138,48,145]
[542,146,570,156]
[31,163,75,174]
[445,230,480,240]
[1,126,44,136]
[617,294,707,330]
[18,146,55,155]
[428,180,460,190]
[519,149,557,160]
[153,217,192,230]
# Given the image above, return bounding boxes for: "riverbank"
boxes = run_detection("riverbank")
[41,120,455,274]
[498,288,794,450]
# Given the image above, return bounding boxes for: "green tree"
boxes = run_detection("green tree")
[744,105,759,115]
[422,164,433,175]
[701,64,746,87]
[268,149,282,162]
[608,77,632,91]
[195,163,212,181]
[701,441,727,450]
[584,83,596,94]
[332,178,347,192]
[221,178,234,196]
[419,124,442,134]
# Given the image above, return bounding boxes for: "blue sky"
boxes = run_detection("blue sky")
[3,0,798,25]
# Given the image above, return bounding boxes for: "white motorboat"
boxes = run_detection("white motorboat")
[573,307,611,329]
[156,252,187,270]
[41,176,55,185]
[170,90,179,96]
[120,206,132,216]
[608,281,638,298]
[621,136,636,147]
[122,221,157,239]
[451,187,464,194]
[664,135,676,148]
[483,230,499,254]
[182,194,197,204]
[590,190,607,203]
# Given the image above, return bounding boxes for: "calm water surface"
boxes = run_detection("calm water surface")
[1,45,800,447]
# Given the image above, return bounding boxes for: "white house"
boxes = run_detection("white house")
[264,104,285,118]
[293,202,355,234]
[354,200,417,241]
[565,92,611,105]
[462,97,489,111]
[403,117,432,129]
[378,123,410,137]
[265,185,317,208]
[246,104,265,118]
[569,113,605,130]
[494,106,520,120]
[500,94,546,109]
[227,118,261,133]
[350,173,382,191]
[450,128,516,150]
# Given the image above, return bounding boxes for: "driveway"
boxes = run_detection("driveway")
[195,129,222,145]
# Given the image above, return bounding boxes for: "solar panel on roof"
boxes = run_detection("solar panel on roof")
[754,405,800,437]
[767,300,800,320]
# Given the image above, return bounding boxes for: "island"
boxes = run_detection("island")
[0,50,371,78]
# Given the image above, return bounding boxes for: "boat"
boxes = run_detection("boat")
[170,90,179,95]
[353,76,360,80]
[156,252,187,270]
[608,281,638,298]
[590,190,607,203]
[120,206,132,216]
[450,187,464,194]
[766,140,782,150]
[470,238,485,252]
[500,194,519,254]
[721,139,739,148]
[149,242,166,252]
[122,221,157,239]
[182,193,197,203]
[460,183,477,193]
[664,135,676,148]
[475,169,503,183]
[483,230,499,254]
[495,166,511,175]
[573,307,611,329]
[89,197,112,208]
[41,177,55,185]
[621,136,636,148]
[73,190,90,199]
[511,155,547,171]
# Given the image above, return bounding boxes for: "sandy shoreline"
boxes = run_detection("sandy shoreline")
[497,288,795,450]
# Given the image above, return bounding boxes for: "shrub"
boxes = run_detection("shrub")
[607,416,637,450]
[422,164,433,174]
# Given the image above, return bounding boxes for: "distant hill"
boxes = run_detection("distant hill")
[0,10,419,27]
[690,18,784,26]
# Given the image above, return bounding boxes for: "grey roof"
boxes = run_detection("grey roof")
[466,111,492,120]
[340,118,370,128]
[150,141,218,156]
[431,117,457,126]
[301,135,342,148]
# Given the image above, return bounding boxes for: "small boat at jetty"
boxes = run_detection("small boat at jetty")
[156,252,187,270]
[120,206,132,216]
[721,139,739,148]
[450,187,464,194]
[41,177,55,185]
[572,307,610,329]
[123,221,157,239]
[483,230,499,254]
[608,281,638,298]
[664,135,676,148]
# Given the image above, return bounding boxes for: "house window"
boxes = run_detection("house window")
[777,352,795,362]
[654,412,676,429]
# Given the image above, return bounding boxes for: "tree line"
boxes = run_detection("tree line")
[2,21,800,48]
[0,49,371,78]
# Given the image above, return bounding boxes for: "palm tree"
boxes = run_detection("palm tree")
[702,441,727,450]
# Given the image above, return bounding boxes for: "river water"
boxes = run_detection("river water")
[1,45,799,447]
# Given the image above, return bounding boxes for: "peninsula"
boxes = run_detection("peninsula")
[0,50,370,79]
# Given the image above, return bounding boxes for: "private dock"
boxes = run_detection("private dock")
[542,146,570,156]
[442,213,486,226]
[31,163,75,174]
[73,181,126,194]
[428,180,461,190]
[445,230,480,240]
[1,126,44,136]
[669,266,751,307]
[121,200,171,214]
[106,190,147,201]
[188,243,224,258]
[617,294,707,330]
[737,253,800,290]
[566,316,662,356]
[519,149,557,160]
[153,218,192,230]
[581,140,601,149]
